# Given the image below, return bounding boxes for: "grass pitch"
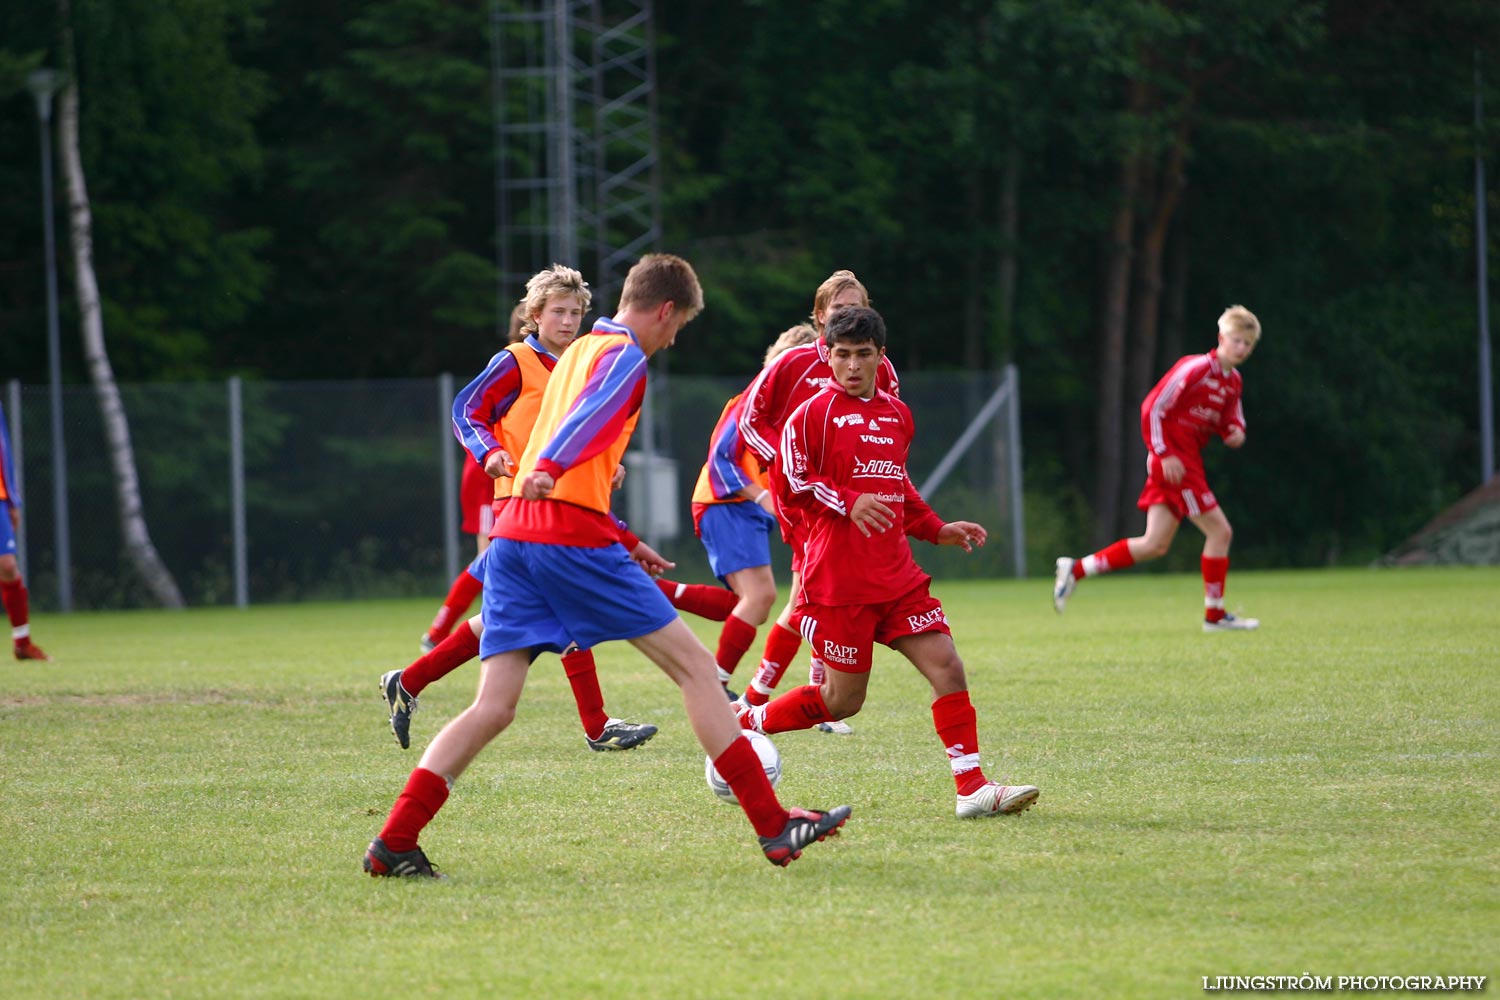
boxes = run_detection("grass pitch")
[5,567,1496,998]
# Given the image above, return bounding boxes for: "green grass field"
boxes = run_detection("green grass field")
[6,567,1496,998]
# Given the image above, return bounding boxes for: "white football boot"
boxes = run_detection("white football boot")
[956,781,1040,818]
[1203,612,1260,632]
[1052,557,1077,613]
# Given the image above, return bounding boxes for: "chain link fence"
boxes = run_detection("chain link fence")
[7,368,1023,611]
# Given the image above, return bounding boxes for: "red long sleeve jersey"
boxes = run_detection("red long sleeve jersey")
[777,386,945,607]
[1140,351,1246,459]
[738,340,901,464]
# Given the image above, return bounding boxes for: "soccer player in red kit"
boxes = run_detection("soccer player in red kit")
[738,306,1040,820]
[690,324,818,697]
[0,399,48,661]
[1053,305,1261,631]
[363,255,850,878]
[736,272,899,726]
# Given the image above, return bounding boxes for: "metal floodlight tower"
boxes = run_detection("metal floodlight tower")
[490,0,661,325]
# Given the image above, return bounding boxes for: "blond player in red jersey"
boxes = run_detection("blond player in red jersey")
[738,306,1040,819]
[1053,305,1261,631]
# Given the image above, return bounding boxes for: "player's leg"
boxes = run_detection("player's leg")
[629,617,851,865]
[739,604,870,734]
[565,644,659,752]
[1054,503,1180,612]
[1190,506,1257,630]
[381,614,483,749]
[364,647,531,878]
[420,562,484,653]
[744,579,803,707]
[655,577,739,622]
[712,563,774,693]
[893,630,1038,818]
[0,546,47,661]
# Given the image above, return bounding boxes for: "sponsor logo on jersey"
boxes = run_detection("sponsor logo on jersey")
[822,641,860,665]
[1190,405,1221,423]
[805,376,826,389]
[832,412,866,429]
[851,456,905,480]
[906,608,947,632]
[860,434,894,444]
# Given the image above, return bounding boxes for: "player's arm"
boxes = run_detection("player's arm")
[530,342,647,487]
[452,351,522,472]
[737,356,788,464]
[707,404,757,501]
[1222,395,1247,448]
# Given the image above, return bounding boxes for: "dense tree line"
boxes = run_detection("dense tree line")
[2,0,1497,568]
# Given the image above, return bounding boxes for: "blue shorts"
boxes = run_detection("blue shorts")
[479,537,678,658]
[698,501,776,583]
[0,505,14,555]
[466,548,487,582]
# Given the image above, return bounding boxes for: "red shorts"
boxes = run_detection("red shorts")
[792,581,950,674]
[1137,453,1218,521]
[460,459,495,536]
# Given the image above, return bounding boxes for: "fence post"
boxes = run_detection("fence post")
[1004,363,1026,578]
[229,376,248,607]
[5,380,23,579]
[439,373,459,584]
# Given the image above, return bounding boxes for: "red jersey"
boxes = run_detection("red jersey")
[738,339,901,464]
[1141,351,1246,460]
[776,385,945,607]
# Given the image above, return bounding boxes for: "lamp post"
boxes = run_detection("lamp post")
[26,68,72,613]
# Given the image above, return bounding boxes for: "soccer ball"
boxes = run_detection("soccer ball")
[705,730,782,805]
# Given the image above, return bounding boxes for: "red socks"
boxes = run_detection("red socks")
[1,578,28,634]
[756,684,835,734]
[745,624,801,706]
[712,736,789,838]
[402,623,481,697]
[378,767,450,852]
[1202,555,1229,622]
[1077,538,1135,579]
[657,578,738,622]
[714,613,758,679]
[426,569,484,644]
[562,648,610,740]
[932,690,988,795]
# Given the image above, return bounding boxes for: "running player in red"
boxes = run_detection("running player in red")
[735,272,899,727]
[1053,305,1261,631]
[0,399,48,661]
[363,254,850,877]
[689,324,817,697]
[381,265,659,753]
[736,306,1039,819]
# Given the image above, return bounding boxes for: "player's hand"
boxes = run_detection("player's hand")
[938,521,987,552]
[520,470,554,500]
[611,464,627,490]
[1161,455,1186,485]
[849,494,894,537]
[629,540,676,577]
[1223,426,1246,449]
[484,447,517,479]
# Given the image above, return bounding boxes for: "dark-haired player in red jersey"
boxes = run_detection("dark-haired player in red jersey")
[737,306,1040,820]
[1053,305,1261,632]
[363,254,850,878]
[735,271,899,728]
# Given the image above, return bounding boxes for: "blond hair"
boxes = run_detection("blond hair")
[518,264,592,336]
[1218,304,1261,343]
[763,323,817,366]
[618,253,704,320]
[810,269,870,332]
